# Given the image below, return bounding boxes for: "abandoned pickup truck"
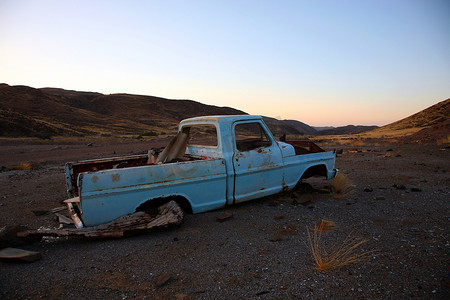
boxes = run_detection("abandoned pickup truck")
[65,115,338,227]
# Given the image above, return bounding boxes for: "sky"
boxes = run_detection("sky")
[0,0,449,127]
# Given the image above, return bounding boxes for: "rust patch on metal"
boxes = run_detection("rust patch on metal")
[112,174,120,182]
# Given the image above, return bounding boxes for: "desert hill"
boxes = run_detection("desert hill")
[262,117,317,137]
[2,83,446,140]
[0,84,307,137]
[378,98,449,131]
[364,98,449,140]
[316,125,378,136]
[278,119,317,135]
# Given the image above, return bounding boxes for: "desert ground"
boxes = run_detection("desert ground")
[0,137,448,299]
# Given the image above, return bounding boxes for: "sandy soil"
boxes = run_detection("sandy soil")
[0,139,448,299]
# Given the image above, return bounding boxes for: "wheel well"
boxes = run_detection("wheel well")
[301,164,327,179]
[135,196,193,214]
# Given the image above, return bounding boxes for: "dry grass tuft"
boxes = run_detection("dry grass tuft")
[312,219,336,233]
[331,173,354,199]
[351,140,365,147]
[307,226,376,272]
[9,162,33,170]
[437,135,450,146]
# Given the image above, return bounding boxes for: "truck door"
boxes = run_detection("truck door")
[232,121,284,202]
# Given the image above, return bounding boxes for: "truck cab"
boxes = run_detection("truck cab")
[180,115,337,204]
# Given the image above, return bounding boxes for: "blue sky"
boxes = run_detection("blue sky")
[1,0,449,126]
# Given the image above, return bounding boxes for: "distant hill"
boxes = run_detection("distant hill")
[316,125,378,135]
[365,98,450,139]
[364,99,450,142]
[313,126,334,132]
[262,117,316,137]
[380,98,449,131]
[5,83,444,140]
[280,119,317,135]
[0,84,245,136]
[0,84,307,137]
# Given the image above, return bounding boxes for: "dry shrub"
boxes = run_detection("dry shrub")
[351,140,365,147]
[307,226,376,272]
[331,173,353,199]
[312,219,336,233]
[437,135,450,146]
[9,162,33,170]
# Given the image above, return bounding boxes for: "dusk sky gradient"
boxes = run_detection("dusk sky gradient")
[1,0,449,126]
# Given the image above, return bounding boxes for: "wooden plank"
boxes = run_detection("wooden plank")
[67,202,84,229]
[0,247,41,262]
[63,197,80,203]
[55,213,73,225]
[17,201,184,239]
[51,206,66,213]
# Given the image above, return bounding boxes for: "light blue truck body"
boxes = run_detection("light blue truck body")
[65,115,337,227]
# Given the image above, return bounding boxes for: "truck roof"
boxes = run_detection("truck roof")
[180,115,262,125]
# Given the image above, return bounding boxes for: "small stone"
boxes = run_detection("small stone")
[270,236,283,242]
[375,196,385,200]
[411,187,422,192]
[155,273,171,287]
[274,215,284,220]
[256,291,270,296]
[32,210,49,216]
[216,212,233,222]
[364,188,373,192]
[394,184,406,190]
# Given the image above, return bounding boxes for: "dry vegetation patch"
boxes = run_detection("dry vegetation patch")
[331,173,354,199]
[307,220,377,272]
[312,219,336,233]
[8,162,33,170]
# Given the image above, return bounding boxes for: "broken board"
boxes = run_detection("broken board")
[17,200,184,239]
[0,247,41,263]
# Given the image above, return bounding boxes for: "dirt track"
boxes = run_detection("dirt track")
[0,139,448,299]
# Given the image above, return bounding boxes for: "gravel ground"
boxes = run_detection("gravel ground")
[0,140,448,299]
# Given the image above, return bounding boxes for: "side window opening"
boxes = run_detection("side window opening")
[184,124,218,147]
[235,122,272,152]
